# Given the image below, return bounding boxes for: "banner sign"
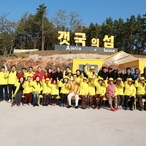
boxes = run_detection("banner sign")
[55,45,118,53]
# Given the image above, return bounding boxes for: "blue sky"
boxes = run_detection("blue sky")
[0,0,145,26]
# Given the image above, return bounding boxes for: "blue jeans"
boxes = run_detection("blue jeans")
[33,93,39,104]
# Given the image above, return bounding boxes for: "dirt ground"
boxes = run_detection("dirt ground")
[0,101,146,146]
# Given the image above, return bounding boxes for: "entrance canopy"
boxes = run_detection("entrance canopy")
[104,51,139,65]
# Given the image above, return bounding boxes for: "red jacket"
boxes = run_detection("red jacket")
[33,71,45,81]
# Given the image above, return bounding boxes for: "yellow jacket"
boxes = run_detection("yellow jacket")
[79,82,88,95]
[84,65,98,79]
[49,82,59,95]
[135,80,146,95]
[59,81,69,94]
[8,71,17,84]
[0,72,9,85]
[115,81,124,95]
[124,82,136,96]
[32,81,42,94]
[63,71,73,81]
[88,81,95,96]
[42,79,51,94]
[12,81,24,97]
[68,81,80,94]
[24,72,35,79]
[23,80,33,94]
[94,80,106,96]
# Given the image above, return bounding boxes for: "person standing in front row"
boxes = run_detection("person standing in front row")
[135,77,146,111]
[106,78,118,112]
[124,78,136,111]
[32,76,42,106]
[59,76,70,107]
[67,74,80,109]
[115,78,124,109]
[7,65,17,103]
[0,66,9,101]
[11,77,24,107]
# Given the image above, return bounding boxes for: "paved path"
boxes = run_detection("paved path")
[0,101,146,146]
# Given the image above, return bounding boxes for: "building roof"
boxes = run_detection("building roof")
[105,51,139,65]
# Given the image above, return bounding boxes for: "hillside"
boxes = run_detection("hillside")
[0,50,146,71]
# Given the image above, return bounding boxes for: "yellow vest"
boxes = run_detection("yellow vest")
[8,71,17,84]
[0,72,9,85]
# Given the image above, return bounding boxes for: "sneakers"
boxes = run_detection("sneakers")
[114,107,118,110]
[111,108,116,111]
[75,106,78,109]
[67,105,72,108]
[60,103,63,107]
[52,103,56,106]
[11,104,15,107]
[8,99,11,103]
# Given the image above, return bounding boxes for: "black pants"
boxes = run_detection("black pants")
[60,93,68,104]
[43,94,51,105]
[137,95,146,109]
[124,95,134,109]
[8,84,16,100]
[0,85,8,101]
[117,95,124,106]
[50,95,57,104]
[12,91,22,105]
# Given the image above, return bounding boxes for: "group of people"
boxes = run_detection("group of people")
[0,63,146,111]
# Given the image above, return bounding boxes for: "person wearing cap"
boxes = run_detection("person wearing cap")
[79,77,89,109]
[42,78,51,106]
[135,77,146,111]
[63,70,73,81]
[115,78,124,109]
[67,74,80,109]
[23,76,33,105]
[87,76,96,108]
[93,77,106,109]
[84,64,98,79]
[124,78,136,111]
[106,78,118,111]
[0,66,9,101]
[59,76,70,107]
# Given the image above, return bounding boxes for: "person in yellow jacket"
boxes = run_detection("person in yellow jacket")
[93,77,106,109]
[135,77,146,111]
[23,76,33,105]
[7,65,18,102]
[124,78,136,111]
[11,77,24,106]
[32,76,42,106]
[0,66,9,101]
[48,78,60,106]
[84,64,98,79]
[115,78,124,109]
[87,77,95,108]
[24,66,35,79]
[63,70,73,81]
[67,74,80,109]
[79,77,89,109]
[59,76,70,107]
[42,78,51,106]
